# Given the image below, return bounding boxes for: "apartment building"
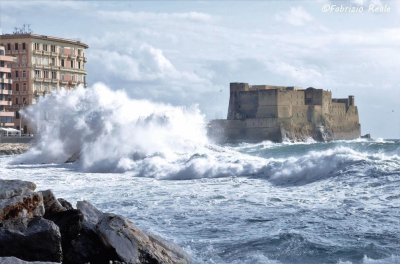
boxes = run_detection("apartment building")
[0,33,88,133]
[0,46,15,128]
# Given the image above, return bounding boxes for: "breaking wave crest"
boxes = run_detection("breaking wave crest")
[12,83,400,184]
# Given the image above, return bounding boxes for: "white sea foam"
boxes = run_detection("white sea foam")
[11,83,399,185]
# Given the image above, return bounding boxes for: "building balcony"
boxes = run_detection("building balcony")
[0,89,12,95]
[0,111,14,117]
[43,78,52,83]
[0,78,12,84]
[0,55,15,63]
[0,100,12,106]
[0,66,12,73]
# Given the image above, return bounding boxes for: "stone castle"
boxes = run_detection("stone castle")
[208,83,361,142]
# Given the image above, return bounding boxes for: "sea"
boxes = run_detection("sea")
[1,83,399,264]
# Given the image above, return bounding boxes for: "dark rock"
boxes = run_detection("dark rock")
[97,213,189,264]
[57,198,73,210]
[61,201,120,264]
[39,190,66,216]
[76,200,103,231]
[64,226,121,264]
[0,217,62,262]
[0,256,58,263]
[44,209,83,263]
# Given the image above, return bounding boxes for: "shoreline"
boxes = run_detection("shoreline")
[0,143,30,155]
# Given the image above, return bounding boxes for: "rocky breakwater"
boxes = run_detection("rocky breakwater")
[0,179,190,264]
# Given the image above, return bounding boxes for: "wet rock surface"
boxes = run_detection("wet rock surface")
[0,179,190,264]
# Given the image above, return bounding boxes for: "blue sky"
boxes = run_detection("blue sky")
[1,0,399,138]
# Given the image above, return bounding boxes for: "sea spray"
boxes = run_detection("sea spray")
[13,83,208,172]
[12,83,400,185]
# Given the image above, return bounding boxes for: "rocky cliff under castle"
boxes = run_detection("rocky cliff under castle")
[209,83,361,143]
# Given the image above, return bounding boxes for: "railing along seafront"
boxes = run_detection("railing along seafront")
[0,133,35,143]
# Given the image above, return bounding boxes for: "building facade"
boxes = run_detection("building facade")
[0,46,15,128]
[0,34,88,133]
[209,83,361,142]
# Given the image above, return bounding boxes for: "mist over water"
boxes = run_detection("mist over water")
[5,84,400,263]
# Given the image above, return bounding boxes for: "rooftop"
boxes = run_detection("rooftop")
[0,33,89,49]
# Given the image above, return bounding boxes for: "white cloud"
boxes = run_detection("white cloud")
[90,44,203,83]
[275,6,314,26]
[96,11,213,23]
[266,61,323,85]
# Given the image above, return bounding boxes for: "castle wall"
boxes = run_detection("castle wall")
[212,83,361,143]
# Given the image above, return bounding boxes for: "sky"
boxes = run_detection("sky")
[0,0,399,138]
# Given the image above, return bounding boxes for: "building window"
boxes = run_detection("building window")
[15,98,18,105]
[14,43,18,50]
[15,83,19,91]
[51,71,56,79]
[78,61,81,69]
[23,97,26,104]
[23,83,27,91]
[71,60,74,68]
[7,43,11,50]
[43,44,48,51]
[34,43,39,50]
[44,70,49,79]
[22,43,26,50]
[51,45,56,52]
[35,70,40,78]
[15,71,19,78]
[22,70,26,78]
[61,59,65,67]
[51,58,55,65]
[16,111,20,119]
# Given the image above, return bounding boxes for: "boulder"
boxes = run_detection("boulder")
[0,179,36,199]
[0,217,62,262]
[76,200,103,231]
[97,213,189,264]
[0,179,44,224]
[0,256,58,263]
[64,201,120,263]
[39,190,66,216]
[58,198,73,210]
